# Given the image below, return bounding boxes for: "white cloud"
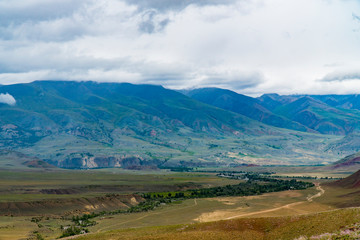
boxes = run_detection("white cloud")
[0,93,16,106]
[0,0,359,95]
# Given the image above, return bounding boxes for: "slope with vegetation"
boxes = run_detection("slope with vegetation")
[186,87,360,136]
[0,81,347,168]
[185,88,312,133]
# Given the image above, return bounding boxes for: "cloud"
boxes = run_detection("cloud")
[0,93,16,105]
[353,13,360,22]
[0,0,86,26]
[0,0,138,41]
[0,0,359,96]
[192,69,265,91]
[319,71,360,82]
[123,0,238,12]
[138,9,170,34]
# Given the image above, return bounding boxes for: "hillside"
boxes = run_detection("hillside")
[0,81,353,168]
[183,89,360,155]
[259,94,360,135]
[0,150,56,170]
[272,96,360,135]
[328,151,360,171]
[330,169,360,188]
[185,88,311,133]
[185,89,360,136]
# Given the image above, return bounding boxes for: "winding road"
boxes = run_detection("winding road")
[224,183,325,220]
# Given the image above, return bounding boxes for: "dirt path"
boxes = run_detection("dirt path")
[307,183,325,202]
[61,233,90,240]
[96,198,198,233]
[224,183,325,220]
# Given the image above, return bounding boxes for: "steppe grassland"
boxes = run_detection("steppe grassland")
[86,185,329,234]
[77,208,360,240]
[0,168,354,239]
[0,169,240,202]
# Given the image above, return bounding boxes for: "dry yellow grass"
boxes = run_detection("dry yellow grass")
[76,208,360,240]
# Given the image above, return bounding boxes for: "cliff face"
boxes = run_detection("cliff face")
[55,154,160,169]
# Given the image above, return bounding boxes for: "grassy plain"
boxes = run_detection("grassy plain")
[0,167,357,239]
[0,169,241,239]
[87,187,325,233]
[0,169,239,202]
[77,208,360,240]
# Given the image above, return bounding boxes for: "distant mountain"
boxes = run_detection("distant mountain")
[185,88,360,135]
[310,95,360,110]
[258,94,360,135]
[0,81,355,168]
[0,81,275,168]
[257,93,298,111]
[185,88,311,133]
[271,96,360,135]
[0,81,264,146]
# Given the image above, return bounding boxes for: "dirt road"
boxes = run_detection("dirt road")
[224,183,325,220]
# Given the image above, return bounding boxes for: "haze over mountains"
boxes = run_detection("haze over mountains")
[0,81,360,169]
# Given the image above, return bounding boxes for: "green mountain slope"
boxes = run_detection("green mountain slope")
[185,88,312,133]
[257,94,360,135]
[0,81,350,168]
[272,96,360,135]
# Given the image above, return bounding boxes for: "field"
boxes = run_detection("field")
[0,169,240,201]
[76,175,360,240]
[0,169,241,239]
[0,167,359,239]
[76,207,360,240]
[85,187,324,232]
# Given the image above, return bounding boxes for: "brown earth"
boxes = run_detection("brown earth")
[328,170,360,188]
[327,151,360,172]
[0,194,143,216]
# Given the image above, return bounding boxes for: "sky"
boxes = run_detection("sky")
[0,0,360,96]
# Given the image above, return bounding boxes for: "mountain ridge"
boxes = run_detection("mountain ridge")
[185,88,312,133]
[0,81,358,169]
[185,87,360,135]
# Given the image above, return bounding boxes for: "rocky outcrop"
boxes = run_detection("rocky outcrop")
[57,153,160,169]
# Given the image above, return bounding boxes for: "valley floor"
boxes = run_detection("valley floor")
[0,169,358,240]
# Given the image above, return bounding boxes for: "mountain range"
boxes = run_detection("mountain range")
[185,88,360,135]
[1,81,360,169]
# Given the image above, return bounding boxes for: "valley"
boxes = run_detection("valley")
[0,164,359,240]
[2,82,360,239]
[2,0,359,239]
